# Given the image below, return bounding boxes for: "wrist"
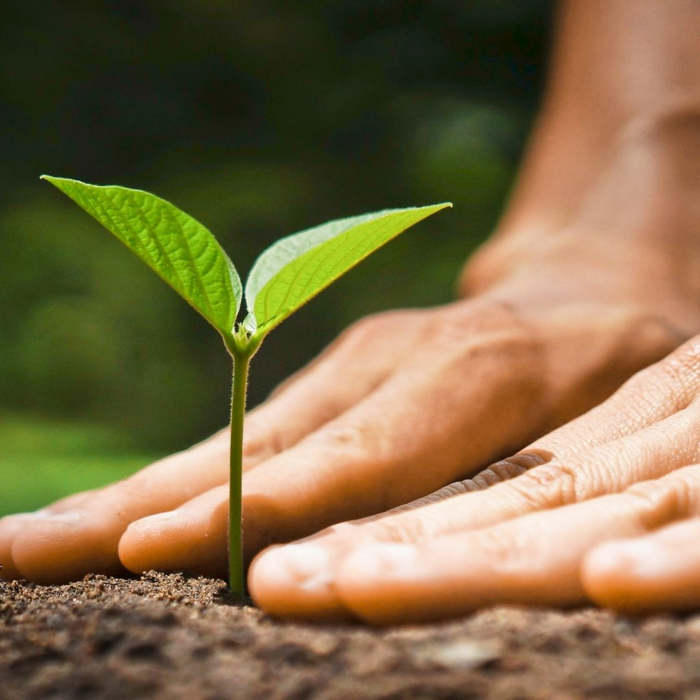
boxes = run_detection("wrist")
[458,108,700,336]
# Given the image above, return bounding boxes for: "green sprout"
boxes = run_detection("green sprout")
[42,175,451,597]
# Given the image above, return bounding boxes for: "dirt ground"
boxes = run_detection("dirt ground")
[1,572,698,699]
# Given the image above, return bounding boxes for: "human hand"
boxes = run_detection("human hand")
[249,336,700,623]
[0,266,683,584]
[3,0,699,586]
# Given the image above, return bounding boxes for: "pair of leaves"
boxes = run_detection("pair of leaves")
[42,176,451,351]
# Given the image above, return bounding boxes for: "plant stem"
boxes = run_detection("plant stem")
[228,349,250,597]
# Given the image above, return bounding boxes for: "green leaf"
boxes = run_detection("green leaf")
[244,203,452,335]
[41,176,242,341]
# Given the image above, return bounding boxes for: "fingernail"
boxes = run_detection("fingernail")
[591,539,660,577]
[345,543,420,579]
[258,543,332,592]
[137,511,179,525]
[280,544,331,587]
[123,510,179,537]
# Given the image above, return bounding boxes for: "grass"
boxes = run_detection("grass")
[0,414,159,517]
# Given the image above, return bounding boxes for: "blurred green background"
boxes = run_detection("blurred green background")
[0,1,550,515]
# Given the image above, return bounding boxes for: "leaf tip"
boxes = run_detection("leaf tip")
[421,201,453,214]
[40,174,63,187]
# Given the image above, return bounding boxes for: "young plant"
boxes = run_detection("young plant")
[41,175,451,597]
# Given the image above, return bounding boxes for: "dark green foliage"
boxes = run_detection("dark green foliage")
[0,1,549,450]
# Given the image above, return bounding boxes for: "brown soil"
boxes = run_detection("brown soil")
[1,572,698,699]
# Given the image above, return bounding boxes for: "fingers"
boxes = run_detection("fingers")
[529,335,699,458]
[248,396,699,617]
[242,310,418,462]
[5,435,232,583]
[120,320,543,586]
[117,480,331,584]
[2,312,415,583]
[409,343,700,535]
[0,514,48,580]
[0,491,96,580]
[583,507,700,612]
[119,485,229,579]
[498,400,700,511]
[331,464,700,624]
[241,320,542,550]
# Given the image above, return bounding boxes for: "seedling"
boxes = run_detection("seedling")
[42,175,451,597]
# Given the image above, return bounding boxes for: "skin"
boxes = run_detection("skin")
[250,337,700,622]
[1,0,699,620]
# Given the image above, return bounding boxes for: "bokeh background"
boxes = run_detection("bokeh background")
[0,1,551,514]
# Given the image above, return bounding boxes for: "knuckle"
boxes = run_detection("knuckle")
[472,526,529,565]
[631,335,700,409]
[375,514,436,543]
[243,412,294,458]
[470,459,529,491]
[438,479,479,497]
[341,311,397,343]
[252,428,288,459]
[474,451,553,490]
[657,335,700,384]
[624,477,693,530]
[345,314,381,340]
[406,480,479,504]
[322,521,358,542]
[324,515,435,547]
[330,310,415,357]
[317,317,377,359]
[589,306,691,389]
[424,308,543,392]
[313,420,373,457]
[471,469,506,491]
[689,396,700,419]
[506,461,580,509]
[627,309,687,361]
[433,300,535,348]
